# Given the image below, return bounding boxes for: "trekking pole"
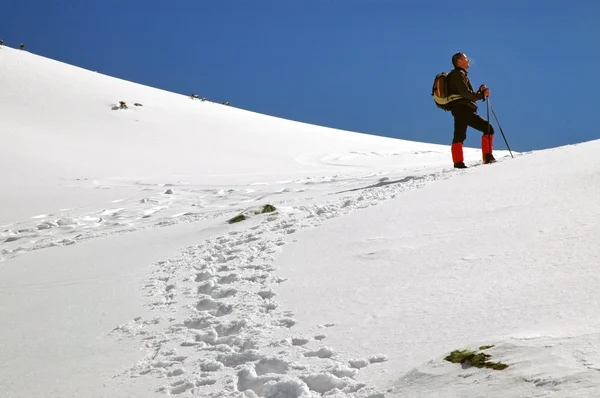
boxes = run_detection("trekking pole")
[486,96,491,155]
[488,99,514,159]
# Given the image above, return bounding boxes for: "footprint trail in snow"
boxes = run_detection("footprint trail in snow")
[0,161,475,263]
[110,165,474,397]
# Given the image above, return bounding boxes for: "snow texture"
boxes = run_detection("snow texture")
[2,45,600,398]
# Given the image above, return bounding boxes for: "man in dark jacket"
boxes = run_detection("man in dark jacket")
[446,52,494,168]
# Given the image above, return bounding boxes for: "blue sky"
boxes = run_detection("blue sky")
[3,1,599,151]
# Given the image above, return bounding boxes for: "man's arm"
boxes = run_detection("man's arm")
[449,71,484,101]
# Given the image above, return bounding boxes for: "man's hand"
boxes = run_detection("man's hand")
[479,85,490,98]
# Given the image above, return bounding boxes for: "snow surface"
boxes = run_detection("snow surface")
[1,45,599,398]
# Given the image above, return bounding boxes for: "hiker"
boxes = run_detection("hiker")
[446,52,494,168]
[19,43,24,50]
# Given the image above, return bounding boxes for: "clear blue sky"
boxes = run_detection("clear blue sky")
[3,1,599,151]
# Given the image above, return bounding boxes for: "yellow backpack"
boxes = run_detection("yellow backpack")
[431,72,462,111]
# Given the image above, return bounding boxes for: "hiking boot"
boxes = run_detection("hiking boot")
[454,162,467,169]
[483,153,496,164]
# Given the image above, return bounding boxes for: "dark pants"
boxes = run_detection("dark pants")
[451,106,494,144]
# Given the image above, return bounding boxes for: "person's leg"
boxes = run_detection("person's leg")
[465,113,496,162]
[451,109,469,166]
[481,134,495,162]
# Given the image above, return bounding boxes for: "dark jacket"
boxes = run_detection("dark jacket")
[447,67,484,111]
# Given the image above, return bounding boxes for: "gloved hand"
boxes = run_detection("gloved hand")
[479,85,490,98]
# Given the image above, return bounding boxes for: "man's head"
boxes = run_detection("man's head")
[452,52,470,69]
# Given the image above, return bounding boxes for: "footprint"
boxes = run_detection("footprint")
[292,337,309,346]
[300,373,347,394]
[330,365,358,379]
[167,368,185,377]
[217,350,265,367]
[195,271,213,282]
[214,319,246,337]
[255,358,290,375]
[199,359,224,372]
[279,318,296,328]
[236,366,308,398]
[349,358,369,369]
[169,380,194,395]
[183,317,214,330]
[219,273,241,284]
[369,354,388,364]
[37,221,58,230]
[245,274,269,284]
[197,377,216,386]
[196,298,233,317]
[258,290,275,300]
[197,280,217,295]
[304,347,334,359]
[211,287,237,299]
[195,329,218,344]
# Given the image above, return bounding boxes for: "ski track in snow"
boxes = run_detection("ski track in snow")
[107,163,495,398]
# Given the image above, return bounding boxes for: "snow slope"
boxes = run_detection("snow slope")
[4,44,598,398]
[274,141,600,397]
[0,45,472,225]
